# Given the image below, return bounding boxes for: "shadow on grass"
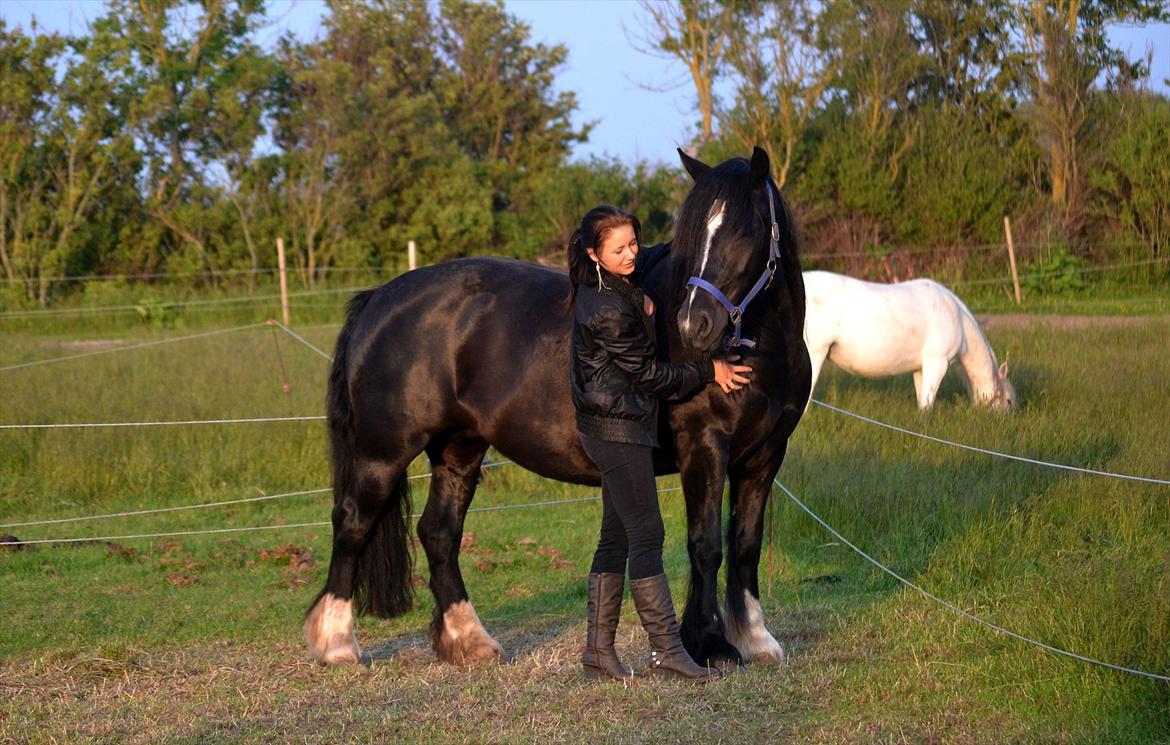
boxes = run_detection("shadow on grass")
[360,579,585,667]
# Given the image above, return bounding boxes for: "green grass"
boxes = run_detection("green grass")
[1,299,1168,743]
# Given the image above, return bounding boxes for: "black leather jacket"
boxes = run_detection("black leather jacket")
[570,244,716,447]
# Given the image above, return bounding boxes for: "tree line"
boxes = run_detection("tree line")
[1,0,1167,307]
[638,0,1168,277]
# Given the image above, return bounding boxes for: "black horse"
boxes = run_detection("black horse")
[304,147,811,668]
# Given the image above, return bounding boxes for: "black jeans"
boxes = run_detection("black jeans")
[579,432,666,580]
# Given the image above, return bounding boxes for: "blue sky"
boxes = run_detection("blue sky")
[4,0,1167,166]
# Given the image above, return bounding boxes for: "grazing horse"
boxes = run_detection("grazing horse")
[802,270,1016,411]
[304,147,811,669]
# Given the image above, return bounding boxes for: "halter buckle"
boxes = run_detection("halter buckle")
[771,223,780,243]
[729,307,743,325]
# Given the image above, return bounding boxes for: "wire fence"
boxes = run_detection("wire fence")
[3,315,1168,681]
[3,244,1165,321]
[810,400,1170,486]
[3,266,398,285]
[10,239,1159,283]
[773,478,1169,682]
[0,322,268,373]
[0,285,369,319]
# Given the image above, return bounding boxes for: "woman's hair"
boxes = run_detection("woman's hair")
[566,204,642,312]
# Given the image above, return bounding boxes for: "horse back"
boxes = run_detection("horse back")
[341,257,598,483]
[804,271,966,375]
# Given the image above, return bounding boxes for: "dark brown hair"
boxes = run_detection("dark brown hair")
[565,204,642,312]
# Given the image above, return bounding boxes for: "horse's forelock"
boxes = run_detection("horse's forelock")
[671,159,755,287]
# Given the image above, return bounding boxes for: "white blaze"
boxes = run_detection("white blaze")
[685,200,727,326]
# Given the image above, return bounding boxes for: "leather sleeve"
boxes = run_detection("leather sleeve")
[588,305,714,399]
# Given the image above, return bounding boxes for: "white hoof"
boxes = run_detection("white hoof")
[304,593,362,666]
[726,590,786,666]
[433,600,505,666]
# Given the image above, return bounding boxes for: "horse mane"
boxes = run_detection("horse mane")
[669,157,755,291]
[669,155,804,329]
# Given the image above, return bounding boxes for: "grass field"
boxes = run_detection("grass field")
[1,291,1168,743]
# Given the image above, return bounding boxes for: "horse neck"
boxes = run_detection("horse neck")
[956,307,998,399]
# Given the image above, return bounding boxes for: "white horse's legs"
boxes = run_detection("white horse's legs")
[803,345,829,413]
[916,357,949,410]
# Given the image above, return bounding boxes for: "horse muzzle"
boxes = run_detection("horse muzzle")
[676,296,726,353]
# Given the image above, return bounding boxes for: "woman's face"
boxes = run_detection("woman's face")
[588,224,638,277]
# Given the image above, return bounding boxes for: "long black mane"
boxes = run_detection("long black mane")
[667,155,804,332]
[670,158,756,292]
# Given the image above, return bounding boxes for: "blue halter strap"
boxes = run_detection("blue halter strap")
[685,181,782,349]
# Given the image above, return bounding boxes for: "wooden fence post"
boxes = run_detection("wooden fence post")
[276,237,290,325]
[408,240,417,272]
[1003,216,1022,305]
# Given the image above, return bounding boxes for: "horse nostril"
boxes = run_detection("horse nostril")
[695,315,712,342]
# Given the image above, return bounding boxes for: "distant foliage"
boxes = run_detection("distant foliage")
[1022,250,1088,295]
[1090,94,1170,257]
[1,0,1168,304]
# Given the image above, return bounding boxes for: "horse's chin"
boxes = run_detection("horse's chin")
[679,335,726,358]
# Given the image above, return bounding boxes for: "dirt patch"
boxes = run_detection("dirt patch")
[978,313,1169,330]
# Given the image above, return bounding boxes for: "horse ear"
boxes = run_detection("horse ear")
[998,361,1009,378]
[678,148,711,182]
[749,146,770,186]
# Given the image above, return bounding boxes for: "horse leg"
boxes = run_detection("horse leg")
[305,446,419,666]
[803,345,828,413]
[725,450,788,666]
[677,441,741,667]
[917,357,949,410]
[417,433,505,666]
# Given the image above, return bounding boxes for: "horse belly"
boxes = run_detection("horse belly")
[828,325,925,378]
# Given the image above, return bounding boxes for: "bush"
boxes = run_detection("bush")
[1090,93,1170,258]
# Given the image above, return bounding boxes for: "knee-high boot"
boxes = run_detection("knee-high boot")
[629,574,721,681]
[581,572,634,680]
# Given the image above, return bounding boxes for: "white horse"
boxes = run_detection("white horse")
[803,271,1016,410]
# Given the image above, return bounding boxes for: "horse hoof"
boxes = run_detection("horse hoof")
[433,600,506,666]
[747,644,787,667]
[305,592,363,666]
[726,590,787,666]
[688,639,743,671]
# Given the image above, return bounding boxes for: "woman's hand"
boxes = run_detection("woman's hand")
[713,355,752,394]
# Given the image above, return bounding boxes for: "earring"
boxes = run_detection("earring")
[594,260,608,290]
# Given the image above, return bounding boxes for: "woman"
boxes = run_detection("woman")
[568,205,751,682]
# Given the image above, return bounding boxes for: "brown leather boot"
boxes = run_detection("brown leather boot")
[629,574,721,681]
[581,572,634,680]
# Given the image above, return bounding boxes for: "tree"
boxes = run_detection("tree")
[1090,93,1170,257]
[817,0,925,173]
[1012,0,1169,229]
[718,0,837,187]
[96,0,271,279]
[632,0,730,146]
[0,20,137,303]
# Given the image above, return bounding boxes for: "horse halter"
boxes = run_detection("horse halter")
[685,181,782,349]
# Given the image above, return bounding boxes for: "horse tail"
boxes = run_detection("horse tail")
[327,289,414,618]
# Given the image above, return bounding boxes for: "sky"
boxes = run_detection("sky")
[3,0,1168,166]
